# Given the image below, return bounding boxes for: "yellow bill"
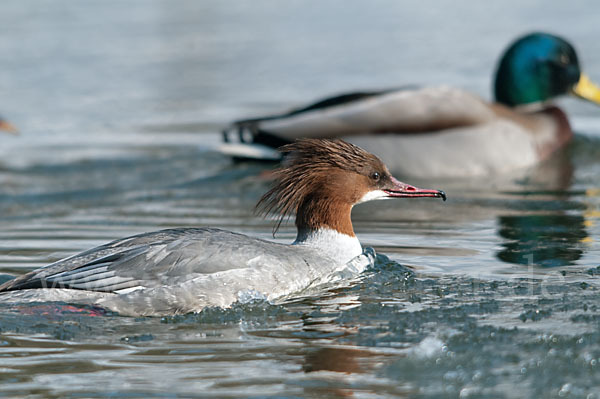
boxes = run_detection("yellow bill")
[0,119,18,135]
[573,73,600,105]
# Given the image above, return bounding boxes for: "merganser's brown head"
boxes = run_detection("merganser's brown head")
[256,139,445,237]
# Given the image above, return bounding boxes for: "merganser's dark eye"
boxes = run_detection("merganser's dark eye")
[371,172,380,181]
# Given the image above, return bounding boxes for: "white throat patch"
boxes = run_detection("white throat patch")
[293,228,362,264]
[357,189,388,204]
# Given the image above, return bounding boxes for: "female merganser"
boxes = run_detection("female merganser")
[222,32,600,178]
[0,139,445,316]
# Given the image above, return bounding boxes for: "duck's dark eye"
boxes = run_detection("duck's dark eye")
[371,171,380,181]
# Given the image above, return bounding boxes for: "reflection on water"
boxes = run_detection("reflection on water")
[304,347,365,374]
[303,347,370,398]
[497,214,587,267]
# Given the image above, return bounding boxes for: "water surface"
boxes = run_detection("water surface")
[1,1,600,398]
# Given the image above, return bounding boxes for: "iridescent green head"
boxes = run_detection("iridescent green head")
[494,32,582,106]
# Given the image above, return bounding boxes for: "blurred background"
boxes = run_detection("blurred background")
[1,1,600,397]
[1,1,599,157]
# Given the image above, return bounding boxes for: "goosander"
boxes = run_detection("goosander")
[0,139,445,316]
[221,32,600,178]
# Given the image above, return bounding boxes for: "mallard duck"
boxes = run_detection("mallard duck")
[221,32,600,178]
[0,116,17,135]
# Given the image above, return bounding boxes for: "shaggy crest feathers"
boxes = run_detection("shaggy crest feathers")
[255,138,381,234]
